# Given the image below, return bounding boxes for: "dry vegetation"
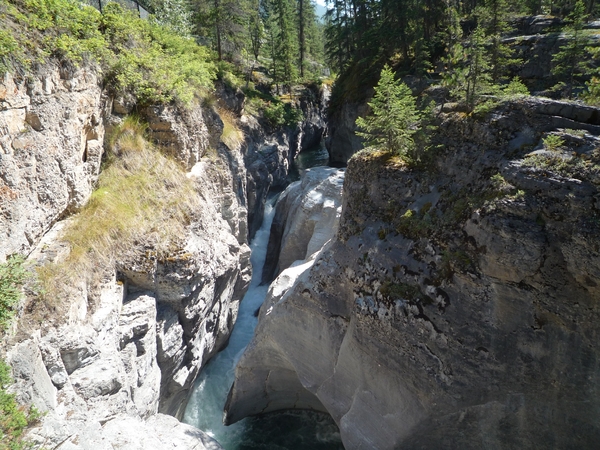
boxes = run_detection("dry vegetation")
[218,107,243,150]
[35,116,200,307]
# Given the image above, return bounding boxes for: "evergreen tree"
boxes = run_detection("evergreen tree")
[551,0,590,98]
[582,47,600,105]
[194,0,249,60]
[355,65,421,158]
[440,4,466,101]
[464,26,492,109]
[248,0,263,61]
[297,0,320,77]
[478,0,518,83]
[262,0,298,91]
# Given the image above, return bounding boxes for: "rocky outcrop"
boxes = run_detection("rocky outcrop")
[261,166,345,284]
[225,98,600,449]
[242,85,329,239]
[0,64,106,261]
[295,84,329,154]
[325,100,367,166]
[1,60,252,448]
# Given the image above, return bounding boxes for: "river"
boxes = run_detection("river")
[182,144,344,449]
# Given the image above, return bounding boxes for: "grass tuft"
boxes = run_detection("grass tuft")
[218,108,243,150]
[36,118,199,302]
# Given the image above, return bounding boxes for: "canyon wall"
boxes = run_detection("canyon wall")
[1,58,329,448]
[0,63,254,448]
[225,98,600,449]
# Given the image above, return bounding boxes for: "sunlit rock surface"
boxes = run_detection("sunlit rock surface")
[1,61,250,448]
[0,65,105,261]
[262,166,345,284]
[226,99,600,449]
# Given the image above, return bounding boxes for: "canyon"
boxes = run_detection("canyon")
[0,61,328,448]
[2,55,600,450]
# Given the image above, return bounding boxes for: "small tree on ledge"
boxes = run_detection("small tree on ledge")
[355,65,421,159]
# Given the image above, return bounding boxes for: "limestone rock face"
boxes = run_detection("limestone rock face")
[225,99,600,449]
[295,84,329,154]
[261,166,345,284]
[242,85,329,240]
[5,146,250,446]
[142,103,215,170]
[1,60,251,447]
[0,65,106,261]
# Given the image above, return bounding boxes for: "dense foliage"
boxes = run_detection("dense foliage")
[324,0,599,107]
[0,0,216,105]
[0,359,39,450]
[191,0,326,86]
[0,260,36,449]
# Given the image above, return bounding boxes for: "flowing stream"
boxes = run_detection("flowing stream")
[183,144,344,449]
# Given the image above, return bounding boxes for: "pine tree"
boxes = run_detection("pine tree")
[551,0,590,98]
[464,26,492,109]
[355,65,421,159]
[193,0,249,60]
[479,0,518,83]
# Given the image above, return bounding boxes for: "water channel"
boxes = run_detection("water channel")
[182,144,344,449]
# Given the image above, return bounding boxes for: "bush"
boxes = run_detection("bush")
[263,101,303,128]
[264,101,286,127]
[503,77,529,97]
[0,358,39,449]
[0,255,27,330]
[542,134,565,151]
[2,0,217,105]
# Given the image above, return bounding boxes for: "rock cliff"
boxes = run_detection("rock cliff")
[1,56,330,447]
[261,166,345,284]
[243,84,329,240]
[0,64,106,261]
[0,62,254,448]
[225,98,600,449]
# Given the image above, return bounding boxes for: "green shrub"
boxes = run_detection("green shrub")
[503,77,529,97]
[263,100,303,128]
[0,31,17,73]
[0,255,27,330]
[264,101,286,127]
[2,0,216,105]
[0,358,39,449]
[542,134,565,151]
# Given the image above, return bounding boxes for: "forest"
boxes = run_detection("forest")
[1,0,598,112]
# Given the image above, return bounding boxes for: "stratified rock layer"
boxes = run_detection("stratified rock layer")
[225,99,600,449]
[0,65,105,261]
[1,62,250,448]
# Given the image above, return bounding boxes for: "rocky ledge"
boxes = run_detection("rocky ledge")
[225,98,600,449]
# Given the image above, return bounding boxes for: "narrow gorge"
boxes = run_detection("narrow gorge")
[2,1,600,449]
[0,58,335,448]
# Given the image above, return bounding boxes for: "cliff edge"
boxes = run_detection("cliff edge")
[225,97,600,449]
